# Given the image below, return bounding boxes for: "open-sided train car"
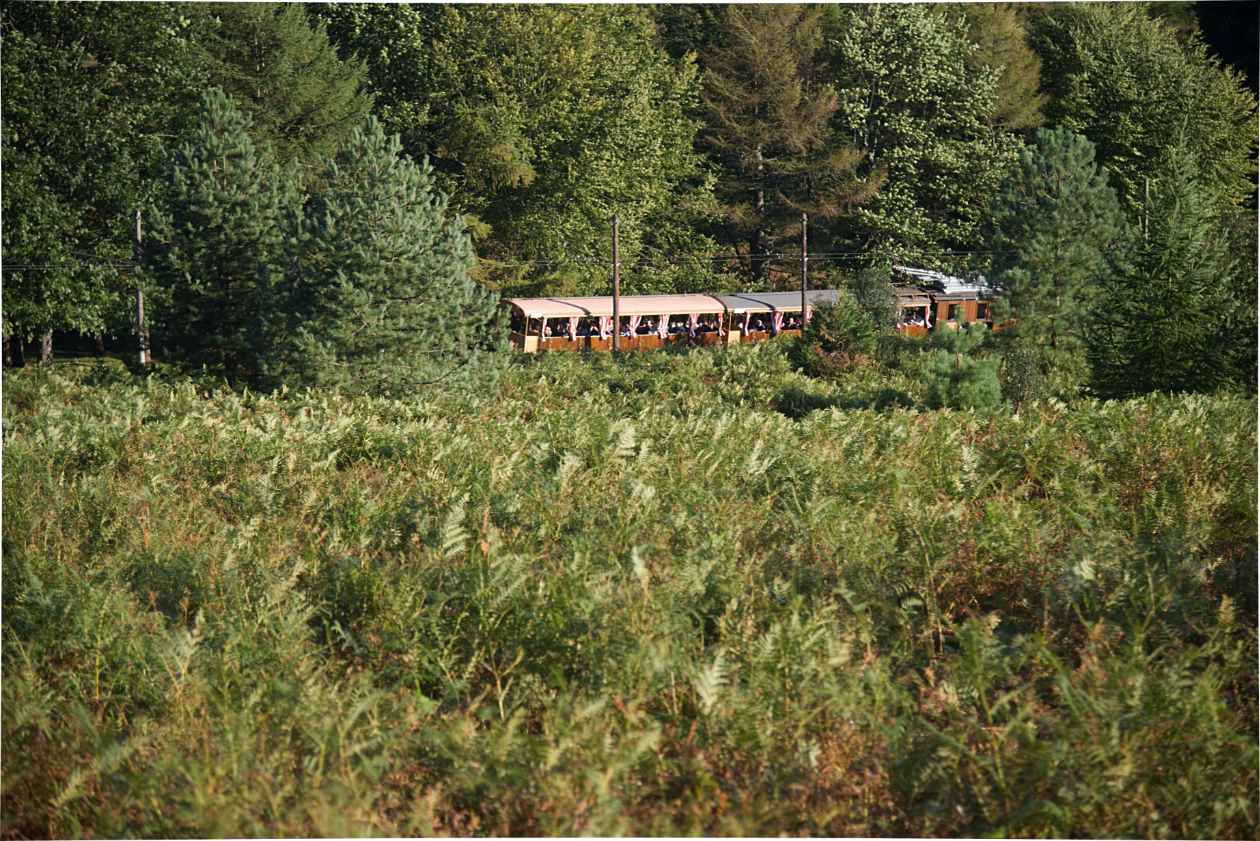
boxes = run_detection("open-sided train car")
[502,294,733,353]
[502,290,845,353]
[502,270,998,352]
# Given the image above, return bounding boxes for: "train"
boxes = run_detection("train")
[502,266,996,352]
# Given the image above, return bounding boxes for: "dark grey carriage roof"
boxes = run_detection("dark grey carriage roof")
[709,289,844,313]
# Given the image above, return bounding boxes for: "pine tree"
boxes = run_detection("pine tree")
[199,2,373,184]
[702,4,876,287]
[142,89,298,376]
[924,323,1003,411]
[265,117,507,396]
[980,128,1129,354]
[1088,149,1240,398]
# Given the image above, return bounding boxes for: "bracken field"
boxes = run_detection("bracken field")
[2,341,1256,838]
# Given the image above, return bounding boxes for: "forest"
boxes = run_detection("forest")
[2,1,1257,399]
[2,4,1258,838]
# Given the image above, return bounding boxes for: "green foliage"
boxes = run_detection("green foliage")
[1,2,205,347]
[198,2,373,185]
[1031,3,1258,217]
[824,4,1024,258]
[789,297,876,378]
[951,2,1049,136]
[3,352,1254,837]
[846,265,899,330]
[701,4,875,288]
[998,338,1048,412]
[923,323,1003,411]
[320,4,721,297]
[979,127,1130,360]
[1217,208,1259,395]
[264,117,509,397]
[142,89,299,377]
[1088,148,1242,398]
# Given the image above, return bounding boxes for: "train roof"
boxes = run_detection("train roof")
[710,289,843,313]
[501,294,726,319]
[892,264,991,299]
[503,290,851,318]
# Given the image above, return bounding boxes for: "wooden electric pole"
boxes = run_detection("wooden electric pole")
[135,209,149,367]
[800,212,808,329]
[612,214,621,353]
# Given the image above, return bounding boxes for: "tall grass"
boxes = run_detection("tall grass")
[3,343,1255,837]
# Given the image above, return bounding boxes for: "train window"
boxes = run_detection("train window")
[947,304,961,322]
[976,303,989,321]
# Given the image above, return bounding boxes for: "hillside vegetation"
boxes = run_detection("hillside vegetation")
[3,343,1256,837]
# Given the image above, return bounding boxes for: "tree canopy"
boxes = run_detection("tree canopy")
[264,117,507,395]
[1031,3,1258,218]
[701,4,876,288]
[825,3,1023,260]
[980,127,1129,354]
[2,2,204,359]
[1088,147,1245,398]
[199,2,373,184]
[142,89,299,376]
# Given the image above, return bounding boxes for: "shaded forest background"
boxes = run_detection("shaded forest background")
[3,2,1256,397]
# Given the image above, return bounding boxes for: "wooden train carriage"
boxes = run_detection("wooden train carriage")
[893,265,997,330]
[503,274,1002,354]
[501,294,734,353]
[894,284,933,337]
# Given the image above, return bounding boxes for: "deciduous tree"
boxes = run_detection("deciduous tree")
[2,2,204,365]
[825,4,1023,260]
[318,4,720,297]
[1031,3,1257,218]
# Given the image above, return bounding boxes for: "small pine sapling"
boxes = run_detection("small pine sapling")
[923,322,1003,410]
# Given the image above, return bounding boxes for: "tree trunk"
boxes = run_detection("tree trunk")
[3,334,18,367]
[40,330,54,370]
[94,331,106,357]
[750,145,767,286]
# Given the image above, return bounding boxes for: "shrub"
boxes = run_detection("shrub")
[923,322,1003,410]
[999,338,1048,411]
[790,297,877,377]
[846,265,899,330]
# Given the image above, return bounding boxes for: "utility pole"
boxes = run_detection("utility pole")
[612,214,621,353]
[135,209,149,367]
[1143,176,1150,244]
[800,212,808,329]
